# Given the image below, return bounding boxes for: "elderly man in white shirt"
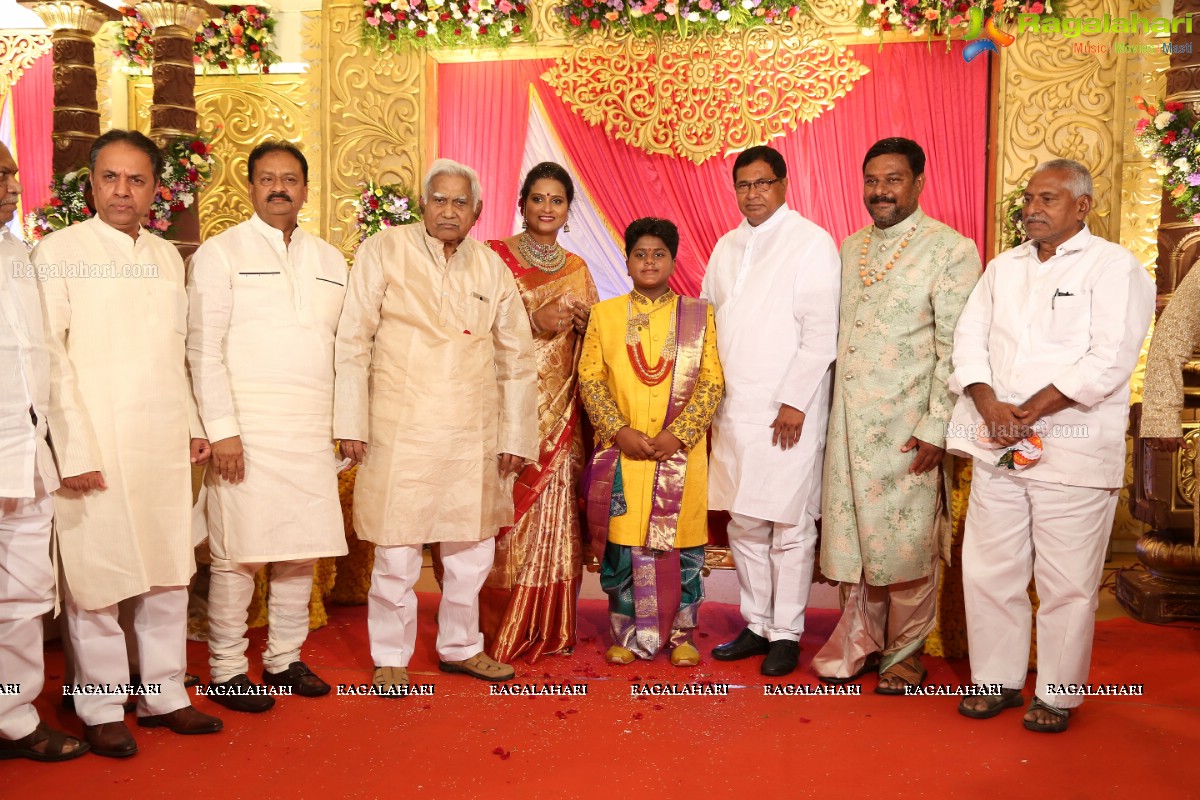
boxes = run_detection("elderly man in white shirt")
[946,159,1154,733]
[188,141,349,712]
[36,130,222,757]
[0,142,89,762]
[701,145,841,677]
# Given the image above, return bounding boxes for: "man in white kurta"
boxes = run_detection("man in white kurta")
[188,142,349,712]
[36,131,222,757]
[336,160,537,691]
[0,143,88,761]
[946,160,1154,732]
[702,146,841,677]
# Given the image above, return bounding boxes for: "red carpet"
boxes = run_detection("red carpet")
[6,597,1198,798]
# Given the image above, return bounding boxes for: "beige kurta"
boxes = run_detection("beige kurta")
[1141,259,1200,546]
[35,217,200,610]
[820,209,980,585]
[187,215,351,563]
[334,224,538,545]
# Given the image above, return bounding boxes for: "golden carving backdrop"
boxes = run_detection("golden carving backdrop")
[542,18,868,164]
[0,33,52,98]
[128,73,316,242]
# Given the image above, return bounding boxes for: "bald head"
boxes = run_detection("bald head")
[0,143,21,226]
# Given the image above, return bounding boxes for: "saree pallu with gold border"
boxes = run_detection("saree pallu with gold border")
[480,240,598,663]
[585,296,710,659]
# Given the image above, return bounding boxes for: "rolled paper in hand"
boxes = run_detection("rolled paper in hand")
[994,434,1043,471]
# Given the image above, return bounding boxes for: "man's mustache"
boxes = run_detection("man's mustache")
[870,196,896,205]
[269,193,291,202]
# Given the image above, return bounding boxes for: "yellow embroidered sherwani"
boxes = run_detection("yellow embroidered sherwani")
[578,290,723,548]
[1141,261,1200,546]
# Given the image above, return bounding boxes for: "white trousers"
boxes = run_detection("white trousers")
[207,555,315,683]
[963,461,1118,710]
[726,511,818,642]
[65,585,191,725]
[0,473,54,740]
[368,540,494,666]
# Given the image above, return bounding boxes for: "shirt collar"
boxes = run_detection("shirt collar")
[744,203,790,235]
[88,214,146,247]
[630,288,675,308]
[249,213,303,247]
[1025,224,1091,260]
[874,206,925,240]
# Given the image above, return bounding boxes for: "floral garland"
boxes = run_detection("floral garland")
[353,181,421,245]
[24,170,93,242]
[999,186,1027,250]
[24,137,215,242]
[858,0,1050,37]
[1135,96,1200,226]
[149,137,216,233]
[559,0,809,37]
[361,0,530,51]
[115,4,280,72]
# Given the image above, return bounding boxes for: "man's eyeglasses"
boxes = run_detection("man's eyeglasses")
[733,178,781,195]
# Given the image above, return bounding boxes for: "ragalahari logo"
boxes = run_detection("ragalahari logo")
[964,6,1017,62]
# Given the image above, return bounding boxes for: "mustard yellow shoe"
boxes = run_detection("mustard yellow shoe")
[606,645,635,664]
[670,642,700,667]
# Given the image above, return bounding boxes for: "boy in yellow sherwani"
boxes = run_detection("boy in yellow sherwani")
[579,218,723,667]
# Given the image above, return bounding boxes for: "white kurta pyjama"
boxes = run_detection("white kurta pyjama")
[187,214,350,563]
[0,231,58,740]
[35,216,199,611]
[946,226,1155,708]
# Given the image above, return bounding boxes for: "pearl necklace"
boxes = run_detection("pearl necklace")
[859,223,918,286]
[517,232,567,274]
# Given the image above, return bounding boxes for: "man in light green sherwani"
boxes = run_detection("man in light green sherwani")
[812,138,980,693]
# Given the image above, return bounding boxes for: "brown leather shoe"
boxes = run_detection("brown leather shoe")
[262,660,331,697]
[85,721,138,758]
[136,705,223,735]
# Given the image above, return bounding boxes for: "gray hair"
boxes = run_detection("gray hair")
[1032,159,1093,199]
[421,158,482,207]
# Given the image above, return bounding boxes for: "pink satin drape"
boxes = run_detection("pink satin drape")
[12,52,53,211]
[439,41,988,297]
[438,60,549,240]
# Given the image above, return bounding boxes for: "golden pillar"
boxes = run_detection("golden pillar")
[18,0,120,174]
[1121,0,1200,623]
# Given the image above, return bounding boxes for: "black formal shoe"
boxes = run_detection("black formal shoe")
[761,640,801,677]
[85,721,138,758]
[262,660,331,698]
[136,706,223,735]
[712,628,771,662]
[204,674,276,713]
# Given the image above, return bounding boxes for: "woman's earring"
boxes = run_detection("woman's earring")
[522,218,528,230]
[563,218,571,233]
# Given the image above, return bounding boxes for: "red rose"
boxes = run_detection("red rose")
[440,12,450,20]
[388,31,396,39]
[230,5,242,13]
[454,27,461,34]
[246,5,258,14]
[589,18,600,27]
[171,201,186,212]
[49,197,62,207]
[516,3,525,11]
[416,29,427,37]
[219,60,228,68]
[1166,101,1184,112]
[570,13,580,24]
[479,24,487,33]
[513,24,521,32]
[263,64,270,73]
[583,0,594,6]
[189,140,206,154]
[369,197,379,209]
[399,12,407,20]
[188,169,200,182]
[1164,131,1178,145]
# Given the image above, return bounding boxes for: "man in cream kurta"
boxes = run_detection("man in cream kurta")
[702,145,841,677]
[36,131,221,757]
[946,160,1153,732]
[336,159,537,690]
[813,139,980,691]
[188,142,348,711]
[0,143,88,761]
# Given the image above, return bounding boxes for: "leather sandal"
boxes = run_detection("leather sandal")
[438,651,515,682]
[372,666,410,696]
[0,722,90,762]
[874,654,927,695]
[957,688,1024,719]
[1022,697,1071,733]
